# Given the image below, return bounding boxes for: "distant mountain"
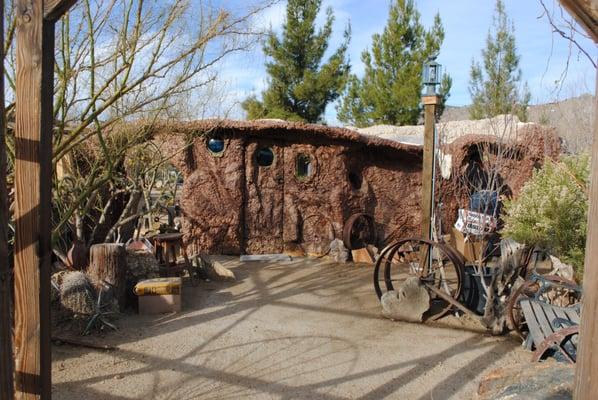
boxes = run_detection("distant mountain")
[441,94,595,153]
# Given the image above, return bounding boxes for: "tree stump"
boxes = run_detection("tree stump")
[88,244,127,311]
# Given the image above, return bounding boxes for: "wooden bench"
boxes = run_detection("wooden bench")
[520,298,580,363]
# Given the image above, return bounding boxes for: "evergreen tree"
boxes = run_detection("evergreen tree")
[469,0,530,121]
[336,0,451,127]
[242,0,350,123]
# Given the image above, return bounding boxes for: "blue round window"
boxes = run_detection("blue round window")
[256,148,274,167]
[207,138,225,154]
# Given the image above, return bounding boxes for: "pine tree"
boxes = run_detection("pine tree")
[469,0,530,121]
[242,0,350,123]
[336,0,451,127]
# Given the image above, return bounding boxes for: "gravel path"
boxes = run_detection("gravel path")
[52,257,528,399]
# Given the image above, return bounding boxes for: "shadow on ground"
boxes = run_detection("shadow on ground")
[52,257,526,399]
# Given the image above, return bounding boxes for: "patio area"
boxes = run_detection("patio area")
[52,257,528,399]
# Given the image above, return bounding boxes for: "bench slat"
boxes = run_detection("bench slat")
[520,299,548,346]
[533,301,558,337]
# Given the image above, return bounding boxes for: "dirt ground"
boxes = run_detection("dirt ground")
[52,257,529,399]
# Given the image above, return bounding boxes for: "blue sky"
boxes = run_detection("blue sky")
[216,0,596,125]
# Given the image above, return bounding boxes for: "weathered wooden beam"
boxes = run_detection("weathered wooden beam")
[0,0,14,397]
[44,0,78,22]
[573,68,598,400]
[421,95,439,241]
[559,0,598,42]
[14,0,57,398]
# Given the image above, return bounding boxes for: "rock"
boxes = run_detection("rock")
[329,239,350,263]
[198,256,236,281]
[381,277,430,322]
[478,360,573,400]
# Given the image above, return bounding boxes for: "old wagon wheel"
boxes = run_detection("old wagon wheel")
[343,213,375,250]
[507,275,581,340]
[374,238,465,321]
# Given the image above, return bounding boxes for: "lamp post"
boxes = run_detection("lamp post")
[421,57,442,241]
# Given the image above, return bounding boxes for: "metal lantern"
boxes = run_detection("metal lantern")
[423,56,441,95]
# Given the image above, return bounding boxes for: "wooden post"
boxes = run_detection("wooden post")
[88,244,127,311]
[13,1,76,398]
[421,95,440,240]
[573,68,598,400]
[0,0,14,397]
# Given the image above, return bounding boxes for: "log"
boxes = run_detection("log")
[88,244,127,311]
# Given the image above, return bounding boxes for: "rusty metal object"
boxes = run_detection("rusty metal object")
[532,326,579,363]
[342,213,375,250]
[374,237,465,321]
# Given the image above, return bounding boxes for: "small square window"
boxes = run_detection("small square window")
[296,154,312,179]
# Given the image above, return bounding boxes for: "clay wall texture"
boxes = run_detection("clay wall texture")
[154,120,560,256]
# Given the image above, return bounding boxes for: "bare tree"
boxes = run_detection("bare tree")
[3,0,275,252]
[538,0,596,94]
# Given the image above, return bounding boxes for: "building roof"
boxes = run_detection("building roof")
[153,118,423,157]
[352,114,540,145]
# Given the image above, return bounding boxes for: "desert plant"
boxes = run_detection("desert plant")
[502,154,590,277]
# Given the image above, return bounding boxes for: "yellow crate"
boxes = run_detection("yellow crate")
[134,277,182,296]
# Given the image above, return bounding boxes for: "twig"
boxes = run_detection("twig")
[52,335,118,351]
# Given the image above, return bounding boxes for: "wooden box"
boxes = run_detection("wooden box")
[138,294,181,314]
[451,227,485,263]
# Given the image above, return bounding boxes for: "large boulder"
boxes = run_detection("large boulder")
[381,277,430,323]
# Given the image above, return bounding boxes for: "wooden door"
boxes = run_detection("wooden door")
[244,141,285,253]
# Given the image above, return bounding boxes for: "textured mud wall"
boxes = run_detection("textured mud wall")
[282,140,349,256]
[441,125,562,223]
[176,136,245,255]
[343,148,424,244]
[170,128,425,255]
[157,120,560,256]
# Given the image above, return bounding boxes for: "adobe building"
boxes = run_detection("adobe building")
[156,119,560,256]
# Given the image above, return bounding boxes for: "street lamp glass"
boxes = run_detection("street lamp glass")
[423,58,442,95]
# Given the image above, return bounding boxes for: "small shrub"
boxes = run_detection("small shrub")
[502,154,590,278]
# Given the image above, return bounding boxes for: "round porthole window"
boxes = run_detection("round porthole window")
[207,137,225,155]
[256,147,274,167]
[295,154,313,179]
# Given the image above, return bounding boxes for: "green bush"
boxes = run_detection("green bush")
[502,154,590,277]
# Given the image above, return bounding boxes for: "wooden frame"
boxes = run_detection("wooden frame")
[0,0,595,398]
[573,67,598,400]
[12,2,77,399]
[555,3,598,399]
[0,1,12,398]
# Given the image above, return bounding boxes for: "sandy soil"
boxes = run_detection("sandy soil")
[52,257,528,399]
